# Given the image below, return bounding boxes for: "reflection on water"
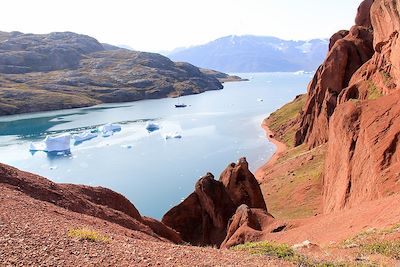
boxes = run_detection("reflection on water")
[0,72,311,218]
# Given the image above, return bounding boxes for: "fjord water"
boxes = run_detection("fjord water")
[0,73,311,218]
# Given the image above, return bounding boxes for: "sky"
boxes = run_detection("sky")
[1,0,363,52]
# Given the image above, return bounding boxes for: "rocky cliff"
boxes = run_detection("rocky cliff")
[0,31,238,116]
[271,0,400,214]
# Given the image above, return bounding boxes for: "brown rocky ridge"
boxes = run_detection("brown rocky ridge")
[0,31,242,116]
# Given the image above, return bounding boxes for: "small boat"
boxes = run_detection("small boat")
[175,104,187,108]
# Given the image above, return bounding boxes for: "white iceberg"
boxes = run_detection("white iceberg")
[294,70,305,75]
[29,133,71,152]
[146,122,160,132]
[72,131,98,143]
[163,132,182,140]
[257,98,264,102]
[99,123,121,137]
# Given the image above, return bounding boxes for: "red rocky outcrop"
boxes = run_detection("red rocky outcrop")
[0,163,181,243]
[162,158,269,247]
[162,173,235,246]
[295,0,375,148]
[324,92,400,213]
[220,158,267,210]
[220,205,275,249]
[290,0,400,213]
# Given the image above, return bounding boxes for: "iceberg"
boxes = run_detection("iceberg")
[29,133,71,152]
[145,122,160,132]
[72,131,98,144]
[99,123,121,137]
[163,132,182,140]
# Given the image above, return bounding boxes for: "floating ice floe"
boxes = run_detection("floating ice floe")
[29,133,71,152]
[257,98,264,102]
[294,70,305,75]
[99,123,121,137]
[72,130,98,144]
[145,122,160,132]
[121,144,133,149]
[163,132,182,140]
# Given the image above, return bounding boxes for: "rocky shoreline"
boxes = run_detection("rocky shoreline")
[0,31,243,116]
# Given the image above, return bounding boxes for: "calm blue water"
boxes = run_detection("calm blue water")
[0,72,311,218]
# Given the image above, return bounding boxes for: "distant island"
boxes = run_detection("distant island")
[0,31,241,116]
[168,35,328,73]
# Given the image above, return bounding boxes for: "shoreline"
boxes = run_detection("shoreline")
[0,77,246,118]
[255,119,287,180]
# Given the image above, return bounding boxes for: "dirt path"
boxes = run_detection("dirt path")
[255,121,287,180]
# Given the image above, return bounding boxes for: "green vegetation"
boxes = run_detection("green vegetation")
[233,241,295,260]
[342,224,400,261]
[361,241,400,259]
[265,144,326,220]
[233,241,368,266]
[367,81,383,100]
[67,228,110,243]
[380,71,392,87]
[267,94,306,148]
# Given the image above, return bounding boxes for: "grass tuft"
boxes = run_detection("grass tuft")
[67,228,110,243]
[367,82,383,100]
[232,241,366,266]
[361,241,400,259]
[233,241,295,260]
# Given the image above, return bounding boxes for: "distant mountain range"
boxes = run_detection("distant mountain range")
[168,35,328,73]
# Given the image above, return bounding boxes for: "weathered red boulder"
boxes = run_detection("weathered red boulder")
[162,173,236,246]
[329,30,349,51]
[162,193,204,244]
[295,1,375,148]
[142,216,183,244]
[220,158,267,210]
[221,204,275,249]
[355,0,374,28]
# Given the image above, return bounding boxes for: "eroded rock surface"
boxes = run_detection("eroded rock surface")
[162,158,269,247]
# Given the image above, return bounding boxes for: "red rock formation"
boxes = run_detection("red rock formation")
[295,0,375,148]
[323,94,400,212]
[289,0,400,213]
[220,205,275,249]
[220,158,267,210]
[0,163,181,244]
[162,158,269,247]
[162,193,204,244]
[355,0,374,28]
[163,174,235,246]
[142,216,183,244]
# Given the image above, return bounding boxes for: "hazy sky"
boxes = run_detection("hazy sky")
[2,0,363,52]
